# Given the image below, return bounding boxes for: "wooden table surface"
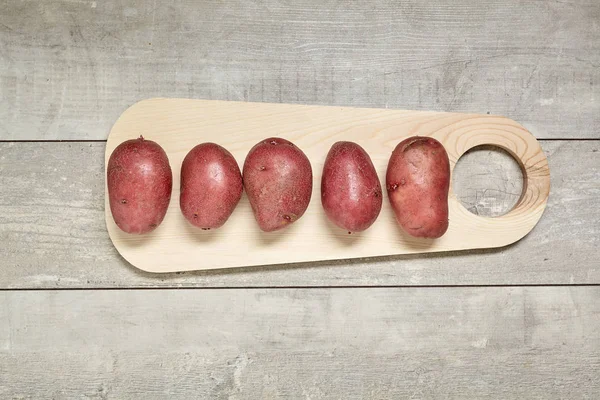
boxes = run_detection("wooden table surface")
[1,0,598,398]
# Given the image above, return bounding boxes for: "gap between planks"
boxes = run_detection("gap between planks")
[1,283,600,292]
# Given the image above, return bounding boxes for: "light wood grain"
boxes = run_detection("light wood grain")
[1,140,597,287]
[105,99,550,272]
[1,287,599,399]
[0,0,598,140]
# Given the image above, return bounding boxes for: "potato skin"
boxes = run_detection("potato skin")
[180,143,243,229]
[321,141,382,232]
[386,136,450,238]
[243,137,313,232]
[107,136,173,234]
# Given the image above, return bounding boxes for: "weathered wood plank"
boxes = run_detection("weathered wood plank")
[0,0,598,140]
[1,287,599,399]
[0,140,598,287]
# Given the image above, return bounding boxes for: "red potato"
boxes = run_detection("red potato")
[243,137,313,232]
[386,136,450,238]
[321,141,382,232]
[180,143,243,229]
[107,136,173,234]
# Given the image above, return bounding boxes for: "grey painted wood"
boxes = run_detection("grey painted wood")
[452,145,523,217]
[1,287,599,399]
[0,0,598,140]
[1,140,598,288]
[1,1,598,397]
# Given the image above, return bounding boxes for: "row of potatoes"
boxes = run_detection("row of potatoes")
[106,136,450,238]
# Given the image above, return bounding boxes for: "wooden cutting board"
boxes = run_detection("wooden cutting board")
[105,98,550,273]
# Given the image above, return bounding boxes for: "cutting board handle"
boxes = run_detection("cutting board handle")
[441,119,550,225]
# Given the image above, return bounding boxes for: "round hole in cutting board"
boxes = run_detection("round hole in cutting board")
[452,145,524,217]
